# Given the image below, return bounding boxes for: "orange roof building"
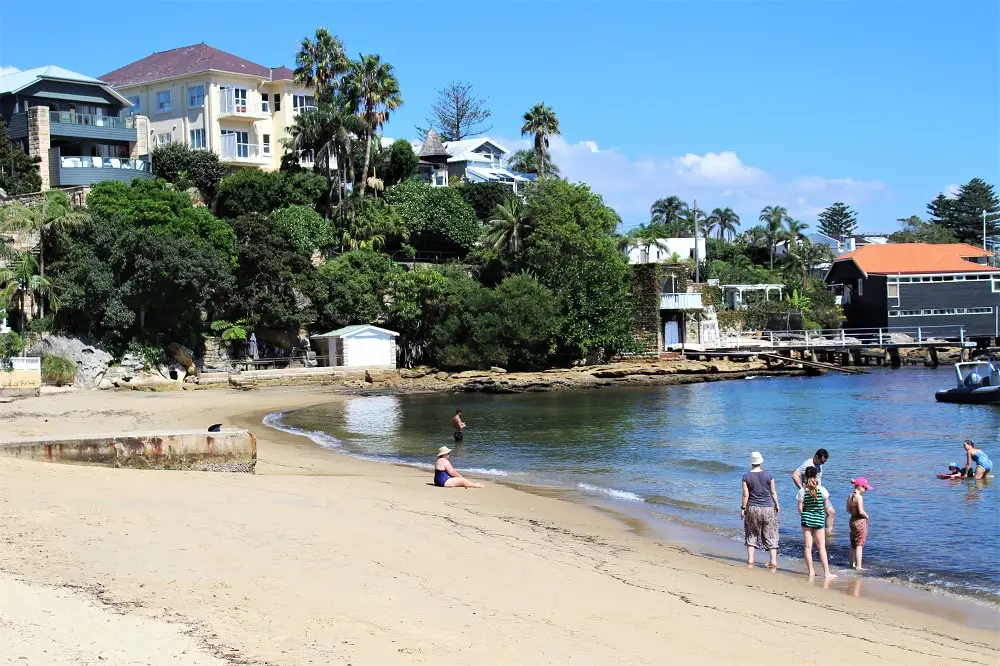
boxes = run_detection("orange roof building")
[825,243,999,339]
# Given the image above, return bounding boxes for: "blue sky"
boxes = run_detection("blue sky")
[1,1,997,233]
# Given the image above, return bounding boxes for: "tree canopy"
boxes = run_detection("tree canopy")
[418,81,493,141]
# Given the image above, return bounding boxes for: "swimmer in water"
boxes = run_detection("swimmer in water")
[453,409,466,442]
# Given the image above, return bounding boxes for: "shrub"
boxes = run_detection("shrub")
[214,169,325,219]
[383,181,479,254]
[457,182,510,221]
[151,143,227,194]
[41,355,77,386]
[273,205,333,255]
[0,331,26,369]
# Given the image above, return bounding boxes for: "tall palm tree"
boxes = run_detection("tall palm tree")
[707,207,741,240]
[293,28,349,98]
[621,223,672,262]
[0,252,58,331]
[0,190,87,317]
[759,205,792,269]
[785,218,809,245]
[486,197,532,256]
[520,104,560,178]
[341,199,403,252]
[649,196,689,230]
[345,54,402,196]
[507,149,559,177]
[677,206,705,238]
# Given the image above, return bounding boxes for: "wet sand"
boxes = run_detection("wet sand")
[0,387,996,665]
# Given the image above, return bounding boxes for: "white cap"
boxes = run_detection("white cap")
[750,451,764,466]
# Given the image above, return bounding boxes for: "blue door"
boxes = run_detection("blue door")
[665,321,680,346]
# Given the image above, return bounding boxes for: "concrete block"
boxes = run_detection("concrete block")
[0,429,256,472]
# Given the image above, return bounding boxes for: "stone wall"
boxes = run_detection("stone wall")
[0,428,257,472]
[628,264,692,354]
[26,106,50,191]
[131,115,150,157]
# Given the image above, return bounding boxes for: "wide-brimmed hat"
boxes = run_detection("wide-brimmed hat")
[850,477,873,490]
[437,446,452,457]
[949,462,960,469]
[750,451,764,465]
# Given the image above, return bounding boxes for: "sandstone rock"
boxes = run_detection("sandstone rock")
[435,372,450,380]
[30,336,113,388]
[228,373,257,391]
[490,366,507,374]
[399,366,433,379]
[452,370,492,379]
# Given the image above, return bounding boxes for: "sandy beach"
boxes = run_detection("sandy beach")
[0,387,996,665]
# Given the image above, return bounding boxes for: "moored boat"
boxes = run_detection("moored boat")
[935,359,1000,404]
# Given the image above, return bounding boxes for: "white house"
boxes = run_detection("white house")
[626,237,707,265]
[310,325,398,369]
[392,133,536,194]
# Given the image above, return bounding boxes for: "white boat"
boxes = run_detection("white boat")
[935,359,1000,404]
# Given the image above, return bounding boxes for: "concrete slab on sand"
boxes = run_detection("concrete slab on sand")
[0,428,257,472]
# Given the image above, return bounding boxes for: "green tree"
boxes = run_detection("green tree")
[418,81,492,141]
[817,202,857,241]
[620,223,671,261]
[650,196,690,233]
[150,142,226,195]
[485,197,531,256]
[927,193,956,227]
[273,205,333,255]
[383,180,479,254]
[380,139,418,187]
[949,178,999,245]
[706,207,740,240]
[507,148,559,177]
[520,104,560,178]
[887,215,958,244]
[214,169,325,219]
[785,218,809,245]
[341,198,405,252]
[312,250,403,331]
[294,28,349,95]
[759,205,792,269]
[0,252,59,331]
[0,120,41,195]
[458,182,511,221]
[0,189,89,285]
[345,54,403,195]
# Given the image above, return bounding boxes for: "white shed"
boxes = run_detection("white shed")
[310,325,398,369]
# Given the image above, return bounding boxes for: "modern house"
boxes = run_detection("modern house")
[826,243,999,341]
[0,66,152,191]
[100,43,315,171]
[405,133,535,193]
[309,325,399,368]
[625,237,707,265]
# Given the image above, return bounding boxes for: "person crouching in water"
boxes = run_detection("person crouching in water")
[797,466,837,579]
[433,447,484,489]
[847,477,873,571]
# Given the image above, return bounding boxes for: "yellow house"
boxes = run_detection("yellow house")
[100,43,315,171]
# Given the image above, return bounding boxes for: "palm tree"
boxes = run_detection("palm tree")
[293,28,349,98]
[784,238,835,289]
[786,218,809,245]
[0,252,59,331]
[0,190,87,317]
[345,54,402,196]
[486,197,532,256]
[677,206,704,238]
[707,207,741,240]
[759,205,792,269]
[649,196,689,230]
[520,104,560,178]
[507,149,560,177]
[341,198,404,252]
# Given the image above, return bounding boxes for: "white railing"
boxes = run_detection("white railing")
[60,156,149,171]
[660,293,704,310]
[220,136,269,162]
[718,326,969,350]
[10,357,41,371]
[50,111,134,129]
[218,89,264,117]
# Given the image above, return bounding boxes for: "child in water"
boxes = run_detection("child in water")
[940,463,973,479]
[847,477,872,571]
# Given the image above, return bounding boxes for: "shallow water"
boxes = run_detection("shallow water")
[275,368,1000,603]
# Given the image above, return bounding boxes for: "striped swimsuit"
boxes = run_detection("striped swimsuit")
[800,486,827,529]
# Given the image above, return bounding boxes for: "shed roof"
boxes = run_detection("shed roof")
[833,243,995,276]
[311,324,399,338]
[417,129,450,158]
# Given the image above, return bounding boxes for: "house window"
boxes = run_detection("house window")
[188,85,205,108]
[887,284,899,299]
[221,129,250,158]
[993,278,1000,293]
[127,96,141,113]
[156,132,172,146]
[857,279,863,297]
[262,97,270,113]
[189,128,205,149]
[263,134,271,155]
[233,88,247,112]
[273,93,281,111]
[292,94,315,112]
[156,90,171,113]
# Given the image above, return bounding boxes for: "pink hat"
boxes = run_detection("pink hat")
[851,477,873,490]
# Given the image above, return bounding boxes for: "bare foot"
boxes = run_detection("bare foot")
[807,570,816,578]
[766,562,778,569]
[855,567,865,572]
[825,572,838,580]
[747,560,755,568]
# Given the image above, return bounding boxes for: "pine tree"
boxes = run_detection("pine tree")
[927,193,955,226]
[816,202,858,241]
[949,178,999,246]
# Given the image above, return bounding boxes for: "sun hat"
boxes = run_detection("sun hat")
[850,477,873,490]
[437,446,452,457]
[949,462,959,469]
[750,451,764,466]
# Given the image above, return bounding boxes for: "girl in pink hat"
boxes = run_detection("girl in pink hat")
[847,477,873,571]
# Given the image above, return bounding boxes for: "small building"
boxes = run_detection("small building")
[720,284,785,310]
[310,325,398,368]
[400,134,535,194]
[825,243,999,340]
[625,237,707,265]
[0,66,152,190]
[414,129,450,187]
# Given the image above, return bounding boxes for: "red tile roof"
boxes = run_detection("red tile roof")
[835,243,995,275]
[100,43,294,87]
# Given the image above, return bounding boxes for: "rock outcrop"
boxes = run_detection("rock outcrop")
[30,336,112,388]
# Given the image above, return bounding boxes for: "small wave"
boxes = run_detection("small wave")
[263,411,343,450]
[577,483,644,503]
[464,468,512,477]
[645,494,719,512]
[673,458,742,473]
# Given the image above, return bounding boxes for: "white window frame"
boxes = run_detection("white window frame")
[262,134,271,155]
[292,94,315,112]
[188,84,205,108]
[156,90,171,113]
[155,132,172,146]
[857,278,863,297]
[993,278,1000,293]
[261,97,270,113]
[221,129,250,158]
[189,128,205,149]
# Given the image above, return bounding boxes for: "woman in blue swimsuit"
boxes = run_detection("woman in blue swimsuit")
[433,446,485,489]
[963,440,993,480]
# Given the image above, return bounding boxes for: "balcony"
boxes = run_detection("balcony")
[49,111,138,142]
[218,90,268,119]
[220,142,271,164]
[53,155,151,187]
[660,292,704,310]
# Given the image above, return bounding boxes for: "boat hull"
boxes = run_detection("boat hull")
[935,386,1000,404]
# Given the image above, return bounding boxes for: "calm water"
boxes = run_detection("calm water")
[273,368,1000,603]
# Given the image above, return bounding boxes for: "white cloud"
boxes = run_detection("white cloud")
[0,66,19,77]
[942,184,961,198]
[499,135,889,230]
